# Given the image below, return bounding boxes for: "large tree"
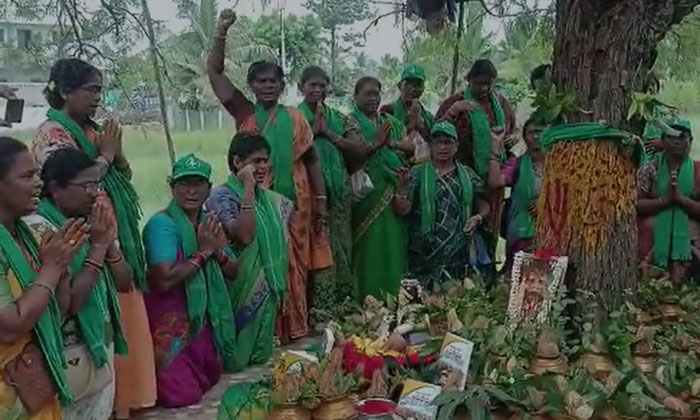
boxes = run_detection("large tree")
[550,0,700,126]
[304,0,373,89]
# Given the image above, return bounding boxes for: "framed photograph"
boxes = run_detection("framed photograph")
[507,251,568,327]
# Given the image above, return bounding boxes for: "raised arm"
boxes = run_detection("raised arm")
[207,9,253,121]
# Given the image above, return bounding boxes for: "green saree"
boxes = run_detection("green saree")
[297,102,353,321]
[351,107,408,300]
[225,177,288,371]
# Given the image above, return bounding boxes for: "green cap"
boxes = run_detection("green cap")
[431,121,458,140]
[666,116,692,134]
[172,153,212,181]
[401,64,426,83]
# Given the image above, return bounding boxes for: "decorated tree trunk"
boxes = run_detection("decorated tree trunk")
[534,127,641,305]
[552,0,699,127]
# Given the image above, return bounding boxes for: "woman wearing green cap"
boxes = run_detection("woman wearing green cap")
[142,154,238,407]
[394,121,491,290]
[23,148,133,420]
[380,64,435,145]
[638,118,700,281]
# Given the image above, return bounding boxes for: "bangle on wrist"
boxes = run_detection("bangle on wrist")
[32,281,55,297]
[84,258,104,273]
[105,254,124,264]
[241,204,253,211]
[315,195,327,201]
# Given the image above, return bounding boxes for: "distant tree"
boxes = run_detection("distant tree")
[251,13,325,82]
[304,0,374,89]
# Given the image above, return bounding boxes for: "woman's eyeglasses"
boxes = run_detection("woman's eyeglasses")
[68,181,104,192]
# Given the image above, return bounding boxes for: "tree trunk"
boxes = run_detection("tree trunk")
[330,26,337,89]
[552,0,699,128]
[140,0,176,165]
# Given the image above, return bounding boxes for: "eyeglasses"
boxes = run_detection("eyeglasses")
[68,181,103,192]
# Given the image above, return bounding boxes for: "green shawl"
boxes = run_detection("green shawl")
[392,101,435,131]
[419,161,473,234]
[225,176,288,298]
[255,104,296,201]
[513,153,536,239]
[37,199,128,366]
[46,108,147,291]
[165,201,237,370]
[539,122,643,163]
[462,89,505,177]
[297,102,347,204]
[351,106,405,188]
[654,155,694,267]
[0,221,72,404]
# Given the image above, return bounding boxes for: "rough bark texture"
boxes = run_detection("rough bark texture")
[553,0,700,127]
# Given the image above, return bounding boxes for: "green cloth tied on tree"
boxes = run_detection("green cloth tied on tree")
[513,153,536,239]
[217,382,270,420]
[419,161,474,234]
[37,199,128,365]
[46,108,147,291]
[540,122,644,164]
[255,104,296,201]
[654,155,694,268]
[165,200,238,370]
[297,102,347,204]
[0,221,73,404]
[226,176,288,298]
[462,89,505,178]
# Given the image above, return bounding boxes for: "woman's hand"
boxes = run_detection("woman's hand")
[239,164,257,188]
[491,126,505,156]
[217,9,237,35]
[464,214,483,235]
[90,199,116,248]
[197,215,228,256]
[313,106,329,137]
[95,119,122,162]
[40,219,89,275]
[447,100,477,117]
[396,167,411,190]
[407,101,422,132]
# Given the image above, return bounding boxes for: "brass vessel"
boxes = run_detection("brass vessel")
[312,397,358,420]
[632,353,657,373]
[657,303,685,319]
[268,404,312,420]
[580,352,615,379]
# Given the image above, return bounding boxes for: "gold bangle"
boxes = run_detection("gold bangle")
[32,281,55,297]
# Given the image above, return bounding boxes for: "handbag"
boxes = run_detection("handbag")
[4,343,57,414]
[350,169,374,203]
[64,343,113,400]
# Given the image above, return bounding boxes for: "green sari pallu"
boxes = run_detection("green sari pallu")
[0,221,73,405]
[255,104,296,201]
[513,153,536,239]
[298,102,354,320]
[654,155,694,268]
[297,102,347,203]
[37,200,128,366]
[419,161,473,234]
[46,108,147,291]
[462,90,505,178]
[165,201,237,371]
[351,107,408,300]
[392,101,435,131]
[225,176,288,370]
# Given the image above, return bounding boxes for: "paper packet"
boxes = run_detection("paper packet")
[396,379,441,420]
[437,332,474,391]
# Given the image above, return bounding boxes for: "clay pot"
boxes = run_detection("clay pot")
[531,354,568,376]
[657,303,685,319]
[580,352,616,379]
[312,397,358,420]
[633,353,657,373]
[268,404,312,420]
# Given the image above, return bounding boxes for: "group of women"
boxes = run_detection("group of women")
[12,8,700,420]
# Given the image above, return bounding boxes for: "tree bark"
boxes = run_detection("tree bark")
[330,26,337,88]
[140,0,176,165]
[552,0,700,128]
